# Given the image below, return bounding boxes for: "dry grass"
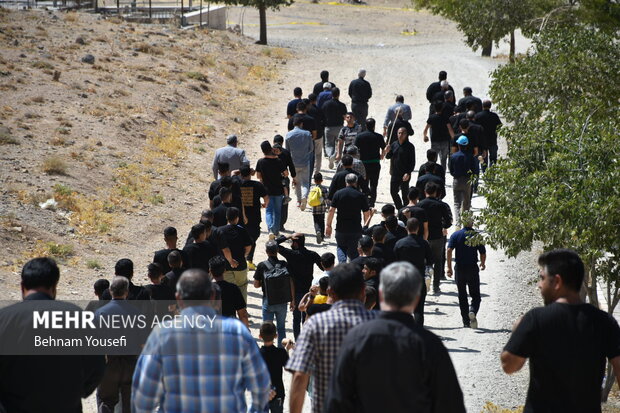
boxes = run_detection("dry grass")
[260,47,290,59]
[42,156,68,175]
[31,60,54,70]
[186,71,209,82]
[0,130,18,145]
[23,241,74,264]
[134,42,163,55]
[64,12,78,22]
[481,402,523,413]
[247,65,276,81]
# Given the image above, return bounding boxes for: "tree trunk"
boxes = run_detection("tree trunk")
[257,5,267,45]
[602,361,615,402]
[481,40,492,57]
[509,30,515,63]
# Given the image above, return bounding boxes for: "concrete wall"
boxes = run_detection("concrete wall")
[183,5,226,29]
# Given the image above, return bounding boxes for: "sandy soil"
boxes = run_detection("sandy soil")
[0,2,547,412]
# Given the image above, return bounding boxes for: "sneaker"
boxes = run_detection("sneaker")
[268,233,276,241]
[469,311,478,329]
[433,287,441,295]
[316,231,323,244]
[283,196,292,205]
[300,198,307,211]
[424,276,431,291]
[328,156,335,169]
[247,261,256,271]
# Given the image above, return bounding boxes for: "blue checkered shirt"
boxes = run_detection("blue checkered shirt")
[285,300,376,413]
[132,306,271,413]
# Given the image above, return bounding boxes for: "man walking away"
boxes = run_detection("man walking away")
[385,127,416,210]
[256,140,287,236]
[239,165,268,270]
[354,118,385,207]
[286,115,314,211]
[210,255,249,328]
[501,249,620,413]
[446,217,486,328]
[287,87,303,118]
[287,263,376,413]
[152,226,183,275]
[132,270,271,413]
[426,70,455,104]
[449,136,479,225]
[457,86,482,113]
[348,68,372,129]
[313,70,335,96]
[317,82,333,109]
[322,88,348,168]
[326,261,465,413]
[212,134,250,179]
[220,207,253,303]
[424,102,454,169]
[474,99,502,169]
[383,95,412,137]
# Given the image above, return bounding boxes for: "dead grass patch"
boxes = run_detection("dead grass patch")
[247,65,276,81]
[42,156,68,175]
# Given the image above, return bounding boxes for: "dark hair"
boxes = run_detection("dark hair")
[291,233,305,249]
[260,321,277,342]
[463,86,473,95]
[459,119,470,129]
[358,235,374,252]
[219,187,232,201]
[240,165,252,177]
[115,258,134,279]
[372,226,387,243]
[164,226,177,238]
[168,250,182,267]
[265,240,278,255]
[208,255,227,278]
[308,93,317,102]
[217,162,230,173]
[342,154,354,167]
[321,252,335,269]
[434,101,443,112]
[408,186,420,201]
[439,70,447,80]
[226,207,240,222]
[381,204,395,216]
[293,114,304,127]
[94,279,110,296]
[273,134,284,145]
[395,95,404,103]
[220,176,232,189]
[318,276,329,291]
[329,263,365,300]
[191,223,206,240]
[425,181,439,196]
[364,286,377,310]
[21,257,60,290]
[365,118,376,131]
[314,172,323,182]
[346,111,355,118]
[201,209,213,219]
[538,249,584,292]
[296,101,307,112]
[406,217,420,233]
[177,269,212,300]
[332,87,340,98]
[385,215,399,231]
[260,140,273,155]
[426,149,438,162]
[147,263,163,279]
[293,87,302,97]
[365,257,383,274]
[483,99,492,109]
[320,70,329,81]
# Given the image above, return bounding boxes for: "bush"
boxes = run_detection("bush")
[42,156,68,175]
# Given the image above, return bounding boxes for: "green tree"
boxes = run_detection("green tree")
[481,25,620,400]
[225,0,293,44]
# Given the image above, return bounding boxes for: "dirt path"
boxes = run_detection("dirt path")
[228,2,540,412]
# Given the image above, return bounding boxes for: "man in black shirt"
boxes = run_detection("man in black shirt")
[182,222,219,274]
[416,163,446,201]
[287,101,318,141]
[327,174,371,264]
[322,87,348,167]
[272,137,295,232]
[101,259,150,301]
[212,187,231,227]
[275,234,322,339]
[452,119,479,156]
[424,102,454,169]
[220,207,253,304]
[502,249,620,413]
[327,154,368,200]
[165,250,184,292]
[208,164,243,210]
[475,99,502,169]
[348,68,372,130]
[153,226,183,275]
[326,260,465,413]
[399,187,429,239]
[286,87,303,118]
[425,70,455,103]
[144,263,175,301]
[0,258,105,413]
[382,215,407,265]
[312,70,336,96]
[418,182,452,294]
[385,127,415,210]
[256,140,287,236]
[456,86,483,113]
[354,118,385,207]
[418,149,446,181]
[394,218,433,325]
[239,166,268,270]
[210,256,249,327]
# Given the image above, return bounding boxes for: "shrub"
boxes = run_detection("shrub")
[42,156,68,175]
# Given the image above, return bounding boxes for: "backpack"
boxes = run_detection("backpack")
[263,260,292,305]
[308,185,323,207]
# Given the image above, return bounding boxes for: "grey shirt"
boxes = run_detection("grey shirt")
[212,145,250,178]
[384,102,412,128]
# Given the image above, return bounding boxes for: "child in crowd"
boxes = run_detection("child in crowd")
[309,173,329,244]
[314,276,329,304]
[259,322,294,413]
[85,279,110,312]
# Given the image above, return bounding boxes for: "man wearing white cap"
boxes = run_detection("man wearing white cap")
[449,135,479,225]
[212,134,250,179]
[348,69,372,130]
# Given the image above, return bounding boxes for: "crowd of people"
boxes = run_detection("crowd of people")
[0,69,619,413]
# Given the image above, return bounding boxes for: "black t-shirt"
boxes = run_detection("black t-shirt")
[216,279,246,318]
[182,240,218,273]
[322,99,348,127]
[451,132,478,156]
[165,268,184,292]
[260,345,289,398]
[255,157,286,196]
[474,110,502,147]
[331,186,369,233]
[504,303,620,413]
[398,206,428,235]
[418,161,446,181]
[426,113,451,142]
[287,113,317,136]
[354,131,386,162]
[101,282,150,301]
[239,179,267,225]
[153,248,185,275]
[253,257,288,295]
[212,203,229,228]
[218,224,252,271]
[144,283,175,301]
[417,197,452,240]
[208,177,243,210]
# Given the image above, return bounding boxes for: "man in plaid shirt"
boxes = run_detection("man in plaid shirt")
[286,263,376,413]
[131,269,272,413]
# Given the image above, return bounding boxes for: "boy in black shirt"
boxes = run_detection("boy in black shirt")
[182,222,218,273]
[152,226,183,275]
[259,322,294,413]
[220,207,253,303]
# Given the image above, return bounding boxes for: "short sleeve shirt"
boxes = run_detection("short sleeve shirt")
[218,224,252,271]
[426,113,451,142]
[216,280,246,317]
[240,179,267,224]
[331,187,369,233]
[255,157,286,196]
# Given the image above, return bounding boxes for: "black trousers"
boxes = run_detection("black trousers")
[414,280,427,326]
[390,178,410,210]
[455,265,481,324]
[245,223,261,262]
[364,163,381,207]
[280,178,290,230]
[313,213,325,237]
[97,356,136,413]
[428,238,445,289]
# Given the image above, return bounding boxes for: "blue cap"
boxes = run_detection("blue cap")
[456,135,469,146]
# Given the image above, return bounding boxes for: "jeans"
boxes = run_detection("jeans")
[351,102,368,130]
[364,162,381,207]
[262,298,287,347]
[390,178,410,210]
[292,290,307,339]
[294,165,311,202]
[313,138,323,173]
[431,140,450,170]
[324,126,340,159]
[245,223,260,262]
[455,265,481,325]
[452,176,472,225]
[313,214,325,237]
[335,231,362,263]
[265,195,283,235]
[428,238,445,290]
[414,279,427,326]
[268,398,284,413]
